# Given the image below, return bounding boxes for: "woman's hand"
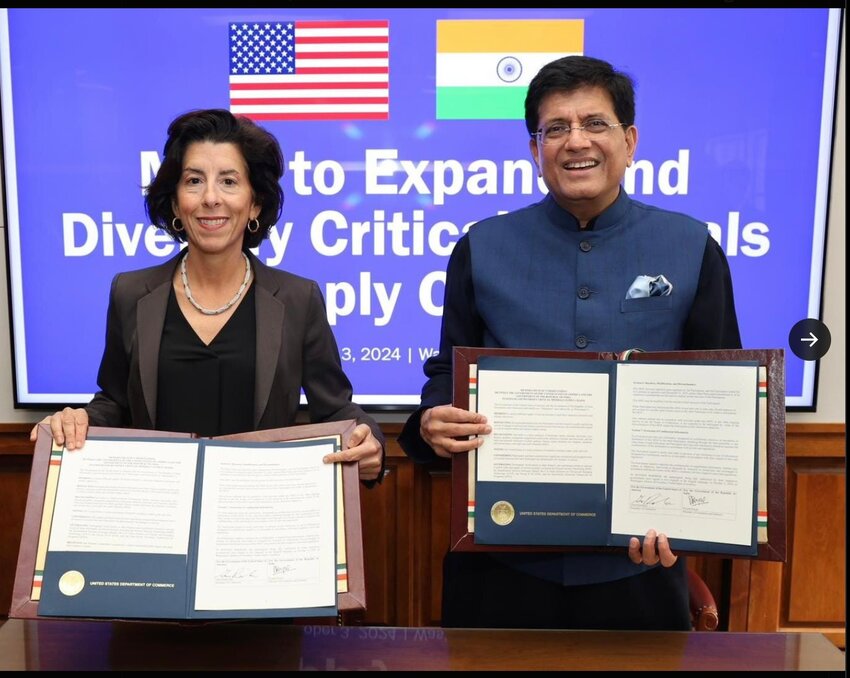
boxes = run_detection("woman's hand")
[323,423,384,481]
[29,407,90,450]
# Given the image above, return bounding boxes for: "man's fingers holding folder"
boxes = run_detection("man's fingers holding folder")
[420,405,492,459]
[628,529,678,568]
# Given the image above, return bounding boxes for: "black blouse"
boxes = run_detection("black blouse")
[156,284,257,437]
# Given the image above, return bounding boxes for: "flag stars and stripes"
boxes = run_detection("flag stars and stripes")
[229,19,390,121]
[229,23,297,75]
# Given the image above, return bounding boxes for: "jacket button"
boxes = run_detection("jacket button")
[575,335,588,348]
[578,287,590,300]
[579,240,592,252]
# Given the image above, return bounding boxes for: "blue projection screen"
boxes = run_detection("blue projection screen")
[0,8,842,409]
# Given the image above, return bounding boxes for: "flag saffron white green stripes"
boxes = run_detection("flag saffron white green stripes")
[436,19,584,120]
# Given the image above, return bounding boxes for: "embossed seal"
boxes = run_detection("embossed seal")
[490,500,515,526]
[58,570,85,596]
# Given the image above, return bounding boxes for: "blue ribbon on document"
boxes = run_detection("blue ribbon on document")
[625,274,673,299]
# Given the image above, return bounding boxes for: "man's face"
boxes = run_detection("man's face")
[530,85,637,225]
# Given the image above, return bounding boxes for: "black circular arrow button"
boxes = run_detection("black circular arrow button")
[788,319,831,361]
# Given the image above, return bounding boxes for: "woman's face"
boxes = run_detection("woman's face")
[172,141,260,257]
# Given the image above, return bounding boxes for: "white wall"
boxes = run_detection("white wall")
[0,39,845,426]
[787,26,846,426]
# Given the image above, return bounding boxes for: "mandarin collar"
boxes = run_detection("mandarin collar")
[543,188,630,233]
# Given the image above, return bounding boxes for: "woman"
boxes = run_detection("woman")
[30,109,384,481]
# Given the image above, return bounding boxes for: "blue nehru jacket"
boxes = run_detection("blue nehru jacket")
[468,190,706,355]
[466,189,708,586]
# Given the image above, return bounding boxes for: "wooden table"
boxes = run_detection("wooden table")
[0,619,844,671]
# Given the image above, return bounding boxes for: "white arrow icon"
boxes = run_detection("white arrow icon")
[801,332,818,346]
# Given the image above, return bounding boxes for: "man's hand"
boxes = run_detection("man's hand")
[628,529,678,567]
[420,405,491,458]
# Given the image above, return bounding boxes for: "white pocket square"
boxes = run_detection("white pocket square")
[626,274,673,299]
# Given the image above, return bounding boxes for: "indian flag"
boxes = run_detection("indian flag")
[436,19,584,120]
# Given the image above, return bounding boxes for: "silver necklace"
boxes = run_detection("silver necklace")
[180,252,251,316]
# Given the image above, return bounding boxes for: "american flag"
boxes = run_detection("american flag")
[228,20,389,121]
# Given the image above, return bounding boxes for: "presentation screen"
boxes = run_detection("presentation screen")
[0,8,842,409]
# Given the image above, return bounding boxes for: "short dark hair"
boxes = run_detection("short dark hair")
[145,109,284,249]
[524,56,636,136]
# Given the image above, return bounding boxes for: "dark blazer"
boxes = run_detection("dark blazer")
[86,251,384,448]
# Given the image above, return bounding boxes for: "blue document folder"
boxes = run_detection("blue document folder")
[472,355,761,557]
[37,435,342,620]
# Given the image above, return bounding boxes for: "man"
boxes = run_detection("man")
[398,56,741,630]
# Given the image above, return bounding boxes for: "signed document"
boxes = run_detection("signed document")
[473,356,759,556]
[38,435,340,620]
[609,363,757,547]
[194,441,336,611]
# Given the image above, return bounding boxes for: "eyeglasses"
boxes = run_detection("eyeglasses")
[532,120,628,145]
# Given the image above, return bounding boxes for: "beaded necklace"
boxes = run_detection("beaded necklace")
[180,252,251,316]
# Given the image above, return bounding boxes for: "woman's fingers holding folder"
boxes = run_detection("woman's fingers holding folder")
[421,405,491,458]
[322,423,384,481]
[29,407,89,451]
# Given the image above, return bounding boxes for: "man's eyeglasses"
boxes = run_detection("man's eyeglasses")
[532,120,627,145]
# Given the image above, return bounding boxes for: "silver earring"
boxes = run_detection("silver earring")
[172,217,184,232]
[247,218,260,234]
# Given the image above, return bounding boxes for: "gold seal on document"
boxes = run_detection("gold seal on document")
[490,501,515,526]
[58,570,85,597]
